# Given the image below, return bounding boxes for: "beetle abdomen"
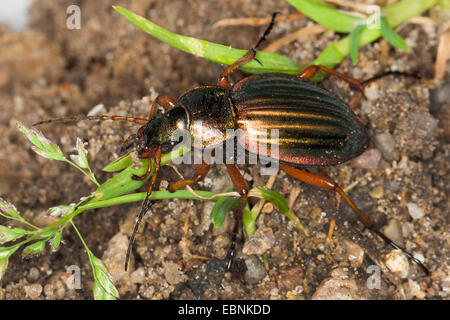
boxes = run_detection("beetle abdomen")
[232,73,368,166]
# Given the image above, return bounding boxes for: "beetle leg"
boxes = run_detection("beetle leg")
[131,157,153,181]
[168,161,211,192]
[349,71,422,109]
[297,65,366,108]
[217,49,257,89]
[149,95,178,119]
[280,164,373,225]
[280,163,429,275]
[125,148,162,271]
[298,65,363,90]
[217,12,279,89]
[225,164,249,271]
[120,134,137,155]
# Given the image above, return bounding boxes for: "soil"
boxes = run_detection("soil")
[0,0,448,300]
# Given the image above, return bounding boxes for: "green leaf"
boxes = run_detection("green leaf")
[37,230,57,239]
[23,240,46,257]
[0,246,18,260]
[49,230,62,252]
[88,252,119,300]
[95,145,190,201]
[113,6,301,75]
[93,281,117,300]
[95,158,151,201]
[286,0,362,33]
[256,188,290,213]
[0,226,31,243]
[48,205,75,218]
[0,256,8,280]
[0,198,21,220]
[0,246,19,281]
[210,196,240,228]
[17,122,66,161]
[254,188,308,236]
[102,154,133,172]
[350,23,366,65]
[379,17,409,51]
[69,138,89,169]
[241,203,256,237]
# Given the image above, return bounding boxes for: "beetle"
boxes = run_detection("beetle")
[34,13,428,275]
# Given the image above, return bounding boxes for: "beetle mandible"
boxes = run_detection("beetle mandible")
[34,13,428,275]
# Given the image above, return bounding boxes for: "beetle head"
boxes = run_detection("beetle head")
[135,107,188,157]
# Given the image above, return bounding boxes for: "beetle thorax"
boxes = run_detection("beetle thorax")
[178,86,236,149]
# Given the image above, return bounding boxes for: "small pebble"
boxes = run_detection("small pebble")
[262,202,274,214]
[413,252,425,264]
[410,113,438,138]
[130,267,146,284]
[364,82,380,101]
[87,103,106,116]
[212,235,231,259]
[312,271,362,300]
[242,226,275,255]
[374,132,396,161]
[408,279,426,299]
[442,276,450,294]
[168,201,176,210]
[159,180,169,191]
[244,256,267,285]
[383,219,404,247]
[27,267,40,282]
[164,261,186,285]
[343,240,364,268]
[369,186,384,199]
[385,249,410,278]
[351,149,381,170]
[44,276,66,299]
[407,202,425,219]
[24,284,42,299]
[276,267,304,292]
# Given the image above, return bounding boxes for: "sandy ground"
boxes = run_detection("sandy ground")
[0,0,448,300]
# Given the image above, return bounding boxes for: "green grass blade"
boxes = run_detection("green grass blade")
[113,6,301,75]
[102,154,133,172]
[350,24,366,65]
[310,0,437,81]
[95,157,151,200]
[242,203,257,237]
[255,188,308,235]
[95,145,190,201]
[286,0,362,33]
[210,196,240,228]
[379,17,409,51]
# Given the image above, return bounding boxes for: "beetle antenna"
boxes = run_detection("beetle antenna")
[124,148,162,272]
[125,195,153,272]
[371,228,429,275]
[254,12,279,49]
[33,115,149,126]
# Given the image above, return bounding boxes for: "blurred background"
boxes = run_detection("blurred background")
[0,0,36,32]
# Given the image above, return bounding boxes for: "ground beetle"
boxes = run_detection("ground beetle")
[35,13,428,275]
